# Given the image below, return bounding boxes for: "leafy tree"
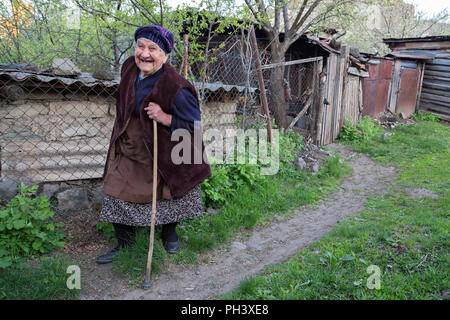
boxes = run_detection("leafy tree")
[242,0,359,129]
[339,0,450,54]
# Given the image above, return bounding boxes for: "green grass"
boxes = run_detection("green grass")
[113,154,352,286]
[0,256,80,300]
[221,119,449,300]
[222,192,449,299]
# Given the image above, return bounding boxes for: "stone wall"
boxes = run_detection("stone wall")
[0,91,115,183]
[0,90,240,185]
[201,101,238,132]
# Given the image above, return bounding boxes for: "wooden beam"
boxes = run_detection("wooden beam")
[261,56,323,70]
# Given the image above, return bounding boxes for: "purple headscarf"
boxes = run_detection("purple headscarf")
[134,25,174,53]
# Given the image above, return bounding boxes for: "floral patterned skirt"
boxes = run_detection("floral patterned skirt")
[98,184,203,226]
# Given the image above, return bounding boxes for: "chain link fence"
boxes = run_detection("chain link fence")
[0,3,319,197]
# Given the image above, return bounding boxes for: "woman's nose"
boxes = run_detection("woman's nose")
[140,49,151,57]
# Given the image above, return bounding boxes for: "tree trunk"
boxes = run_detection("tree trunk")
[269,44,287,129]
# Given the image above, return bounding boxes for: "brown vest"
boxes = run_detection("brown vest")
[103,56,211,198]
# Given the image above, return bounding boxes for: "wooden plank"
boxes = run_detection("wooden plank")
[421,97,449,109]
[388,59,402,113]
[422,91,450,103]
[416,62,426,112]
[261,56,323,70]
[421,87,450,98]
[423,74,450,83]
[422,81,450,91]
[321,56,333,145]
[420,101,450,114]
[390,41,450,50]
[429,59,450,66]
[434,53,450,59]
[315,59,325,146]
[336,46,350,139]
[324,55,337,145]
[423,69,450,78]
[420,92,450,103]
[426,64,450,72]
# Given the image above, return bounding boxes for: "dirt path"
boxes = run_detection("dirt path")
[81,143,398,300]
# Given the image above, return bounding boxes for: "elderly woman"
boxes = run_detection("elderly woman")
[96,25,211,264]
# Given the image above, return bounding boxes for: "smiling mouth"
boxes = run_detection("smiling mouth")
[140,58,154,64]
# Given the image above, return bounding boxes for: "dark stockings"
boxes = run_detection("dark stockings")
[113,223,136,248]
[113,222,178,247]
[162,222,178,242]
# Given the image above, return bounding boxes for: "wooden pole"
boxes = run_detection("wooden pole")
[143,119,158,289]
[249,25,272,144]
[315,59,326,146]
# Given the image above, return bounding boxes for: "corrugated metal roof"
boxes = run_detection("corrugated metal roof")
[194,82,258,93]
[0,69,257,93]
[0,69,120,88]
[387,52,432,60]
[383,36,450,43]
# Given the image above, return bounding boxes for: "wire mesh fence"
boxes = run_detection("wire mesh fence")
[0,2,320,189]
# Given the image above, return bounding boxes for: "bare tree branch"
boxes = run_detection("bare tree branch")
[289,0,309,37]
[244,0,271,32]
[283,3,290,33]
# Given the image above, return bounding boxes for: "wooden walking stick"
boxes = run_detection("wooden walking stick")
[141,119,158,290]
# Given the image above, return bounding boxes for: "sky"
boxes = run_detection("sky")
[404,0,450,19]
[167,0,450,19]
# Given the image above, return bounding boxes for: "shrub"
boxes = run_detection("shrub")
[202,127,304,209]
[0,183,65,268]
[357,116,383,142]
[338,118,360,142]
[411,110,439,122]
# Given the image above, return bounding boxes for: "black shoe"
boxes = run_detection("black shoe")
[95,246,121,264]
[163,240,179,254]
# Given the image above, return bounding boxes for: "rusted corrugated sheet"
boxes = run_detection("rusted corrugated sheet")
[396,66,421,117]
[380,36,450,120]
[363,59,393,117]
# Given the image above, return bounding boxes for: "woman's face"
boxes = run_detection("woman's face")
[135,38,168,78]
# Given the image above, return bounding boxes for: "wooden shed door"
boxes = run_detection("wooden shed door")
[396,63,420,117]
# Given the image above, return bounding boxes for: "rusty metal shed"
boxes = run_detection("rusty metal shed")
[384,36,450,121]
[362,57,393,118]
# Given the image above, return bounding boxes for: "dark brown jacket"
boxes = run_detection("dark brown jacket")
[103,56,211,198]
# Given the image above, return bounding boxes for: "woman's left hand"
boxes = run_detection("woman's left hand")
[144,102,172,127]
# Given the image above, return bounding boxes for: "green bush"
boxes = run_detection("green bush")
[339,116,383,143]
[202,128,304,209]
[411,110,439,122]
[357,116,383,142]
[202,163,261,209]
[0,183,65,268]
[338,118,360,142]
